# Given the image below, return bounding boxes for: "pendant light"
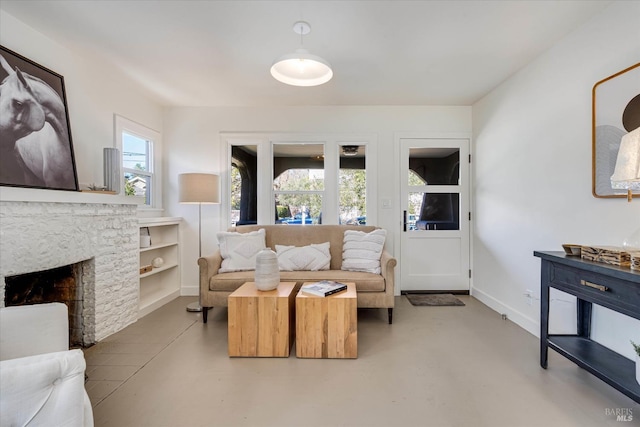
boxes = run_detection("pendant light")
[271,21,333,87]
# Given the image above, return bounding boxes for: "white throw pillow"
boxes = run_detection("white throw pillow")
[342,229,386,274]
[276,242,331,271]
[217,229,266,273]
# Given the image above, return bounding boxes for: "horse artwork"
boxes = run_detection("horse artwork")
[0,45,78,191]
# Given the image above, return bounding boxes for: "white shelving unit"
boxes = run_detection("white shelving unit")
[138,217,182,318]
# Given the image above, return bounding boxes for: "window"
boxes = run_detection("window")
[123,133,152,204]
[114,115,161,208]
[222,134,376,226]
[339,144,366,225]
[231,145,258,226]
[273,144,324,224]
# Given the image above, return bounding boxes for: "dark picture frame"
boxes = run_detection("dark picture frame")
[0,45,79,191]
[592,62,640,199]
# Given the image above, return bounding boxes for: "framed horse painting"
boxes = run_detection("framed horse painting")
[0,45,79,191]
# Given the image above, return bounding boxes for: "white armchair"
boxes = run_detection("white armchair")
[0,303,94,427]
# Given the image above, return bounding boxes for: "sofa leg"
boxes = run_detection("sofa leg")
[202,307,211,323]
[388,308,393,324]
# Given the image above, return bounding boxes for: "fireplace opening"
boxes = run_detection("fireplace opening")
[5,263,85,347]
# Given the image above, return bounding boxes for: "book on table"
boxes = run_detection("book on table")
[300,280,348,297]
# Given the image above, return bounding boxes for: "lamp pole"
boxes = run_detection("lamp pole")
[179,173,220,313]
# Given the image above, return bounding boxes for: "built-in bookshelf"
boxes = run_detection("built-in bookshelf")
[138,217,182,317]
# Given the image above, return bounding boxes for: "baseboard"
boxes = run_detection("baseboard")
[401,290,470,295]
[471,287,539,338]
[181,285,198,297]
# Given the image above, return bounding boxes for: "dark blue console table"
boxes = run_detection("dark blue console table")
[534,251,640,403]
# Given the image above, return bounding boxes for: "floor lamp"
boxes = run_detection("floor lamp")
[179,173,220,312]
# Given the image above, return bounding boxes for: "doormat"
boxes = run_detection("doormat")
[405,293,465,307]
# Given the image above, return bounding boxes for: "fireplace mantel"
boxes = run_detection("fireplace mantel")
[0,186,143,205]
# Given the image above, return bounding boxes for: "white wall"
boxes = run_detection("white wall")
[472,1,640,359]
[0,11,163,190]
[163,106,472,296]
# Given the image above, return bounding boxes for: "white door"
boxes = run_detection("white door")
[400,137,470,291]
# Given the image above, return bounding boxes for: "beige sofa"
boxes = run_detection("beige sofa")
[198,224,397,324]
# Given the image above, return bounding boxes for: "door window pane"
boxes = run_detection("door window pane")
[408,192,460,231]
[408,147,460,185]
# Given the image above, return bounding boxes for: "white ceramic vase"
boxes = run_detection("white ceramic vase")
[254,249,280,291]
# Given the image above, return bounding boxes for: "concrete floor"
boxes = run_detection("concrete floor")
[84,296,639,427]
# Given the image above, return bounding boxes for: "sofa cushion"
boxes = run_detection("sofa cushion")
[217,229,266,273]
[276,242,330,271]
[342,229,387,274]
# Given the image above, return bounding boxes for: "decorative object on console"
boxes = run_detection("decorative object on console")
[630,252,640,271]
[580,245,631,267]
[592,62,640,199]
[103,147,121,193]
[270,21,333,87]
[624,228,640,253]
[179,173,220,312]
[152,257,164,268]
[254,249,280,291]
[0,45,79,191]
[562,244,582,257]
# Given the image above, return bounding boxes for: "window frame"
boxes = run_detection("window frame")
[221,133,377,227]
[114,115,162,210]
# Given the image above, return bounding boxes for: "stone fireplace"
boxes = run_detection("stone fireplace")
[0,188,140,345]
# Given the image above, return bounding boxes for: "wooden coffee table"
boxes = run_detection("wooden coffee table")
[296,282,357,359]
[228,281,296,357]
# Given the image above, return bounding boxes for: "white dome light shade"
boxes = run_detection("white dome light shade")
[270,49,333,87]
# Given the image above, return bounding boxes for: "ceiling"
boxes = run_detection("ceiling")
[0,0,611,107]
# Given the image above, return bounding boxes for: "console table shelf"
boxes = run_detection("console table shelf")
[548,336,639,400]
[534,251,640,403]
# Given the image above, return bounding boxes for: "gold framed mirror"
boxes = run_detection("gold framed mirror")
[592,62,640,199]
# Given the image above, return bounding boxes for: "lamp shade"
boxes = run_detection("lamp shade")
[270,49,333,87]
[179,173,219,204]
